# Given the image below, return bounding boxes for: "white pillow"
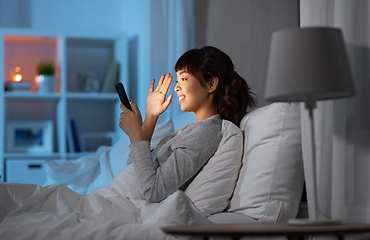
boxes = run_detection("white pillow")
[228,102,304,222]
[143,190,210,226]
[109,134,130,176]
[185,120,243,217]
[111,164,142,199]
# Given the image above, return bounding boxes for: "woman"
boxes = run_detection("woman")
[119,46,256,203]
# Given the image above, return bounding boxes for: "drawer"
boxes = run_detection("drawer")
[6,159,47,185]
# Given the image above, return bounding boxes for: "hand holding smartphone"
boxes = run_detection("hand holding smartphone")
[115,82,132,111]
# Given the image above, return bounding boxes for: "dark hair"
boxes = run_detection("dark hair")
[175,46,256,126]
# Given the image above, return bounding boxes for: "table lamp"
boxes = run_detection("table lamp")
[265,27,355,225]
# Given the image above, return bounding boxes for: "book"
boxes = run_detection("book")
[5,82,31,92]
[101,61,119,93]
[69,118,81,152]
[66,116,75,153]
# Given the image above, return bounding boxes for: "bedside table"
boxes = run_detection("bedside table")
[162,222,370,240]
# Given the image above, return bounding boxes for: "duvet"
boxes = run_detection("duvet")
[0,165,210,240]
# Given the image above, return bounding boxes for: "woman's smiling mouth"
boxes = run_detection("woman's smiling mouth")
[178,95,185,103]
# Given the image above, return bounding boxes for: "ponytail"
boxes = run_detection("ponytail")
[214,71,256,126]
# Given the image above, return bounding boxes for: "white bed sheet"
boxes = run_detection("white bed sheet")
[0,181,209,240]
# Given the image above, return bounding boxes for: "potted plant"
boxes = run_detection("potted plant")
[36,61,56,93]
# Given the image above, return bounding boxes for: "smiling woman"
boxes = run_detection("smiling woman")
[118,46,256,203]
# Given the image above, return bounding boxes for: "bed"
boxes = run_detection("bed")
[0,102,305,240]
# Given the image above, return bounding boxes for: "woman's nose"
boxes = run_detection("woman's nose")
[174,83,180,92]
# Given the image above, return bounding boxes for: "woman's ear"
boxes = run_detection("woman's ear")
[208,77,219,93]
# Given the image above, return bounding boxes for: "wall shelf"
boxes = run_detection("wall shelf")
[65,92,118,100]
[4,153,62,159]
[0,28,128,183]
[4,92,61,100]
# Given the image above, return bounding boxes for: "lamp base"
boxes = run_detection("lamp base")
[288,218,342,226]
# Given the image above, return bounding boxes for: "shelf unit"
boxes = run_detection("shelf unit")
[0,28,128,182]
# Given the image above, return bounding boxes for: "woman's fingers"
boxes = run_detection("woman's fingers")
[163,94,173,109]
[159,73,172,94]
[120,102,128,111]
[155,74,165,92]
[119,102,142,123]
[153,73,172,93]
[149,79,155,93]
[131,102,140,114]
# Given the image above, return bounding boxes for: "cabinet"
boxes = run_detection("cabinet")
[6,159,47,185]
[0,28,128,182]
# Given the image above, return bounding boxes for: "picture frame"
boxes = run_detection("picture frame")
[6,120,53,153]
[80,132,116,152]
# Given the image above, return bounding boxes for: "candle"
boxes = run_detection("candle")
[12,67,23,82]
[6,67,31,92]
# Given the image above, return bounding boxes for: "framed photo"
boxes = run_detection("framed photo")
[80,132,116,152]
[6,120,53,153]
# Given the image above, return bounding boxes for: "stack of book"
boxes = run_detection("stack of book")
[5,82,31,92]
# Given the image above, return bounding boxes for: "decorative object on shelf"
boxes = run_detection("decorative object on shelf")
[5,82,31,92]
[5,67,31,92]
[101,61,119,93]
[6,120,53,154]
[265,27,355,225]
[80,132,116,152]
[11,66,23,82]
[35,60,56,93]
[76,73,101,92]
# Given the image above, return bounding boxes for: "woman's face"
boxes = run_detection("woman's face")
[175,69,216,121]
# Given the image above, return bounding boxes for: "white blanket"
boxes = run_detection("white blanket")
[0,165,210,240]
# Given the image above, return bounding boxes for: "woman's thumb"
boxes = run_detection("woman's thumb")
[164,95,173,109]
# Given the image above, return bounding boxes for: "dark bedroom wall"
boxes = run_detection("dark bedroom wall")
[194,0,299,107]
[0,0,31,28]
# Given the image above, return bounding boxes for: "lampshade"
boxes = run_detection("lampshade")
[265,27,355,103]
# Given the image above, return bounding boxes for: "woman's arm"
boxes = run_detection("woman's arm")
[119,73,173,144]
[130,118,222,203]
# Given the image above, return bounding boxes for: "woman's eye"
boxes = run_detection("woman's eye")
[175,78,186,83]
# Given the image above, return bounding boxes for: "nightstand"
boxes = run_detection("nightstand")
[162,222,370,240]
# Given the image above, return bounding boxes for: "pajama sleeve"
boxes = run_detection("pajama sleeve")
[129,120,222,203]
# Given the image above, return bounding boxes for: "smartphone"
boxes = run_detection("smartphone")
[115,82,132,111]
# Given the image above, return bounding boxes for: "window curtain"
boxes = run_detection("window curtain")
[300,0,370,222]
[139,0,195,123]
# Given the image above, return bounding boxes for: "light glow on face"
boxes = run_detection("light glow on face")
[175,69,210,114]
